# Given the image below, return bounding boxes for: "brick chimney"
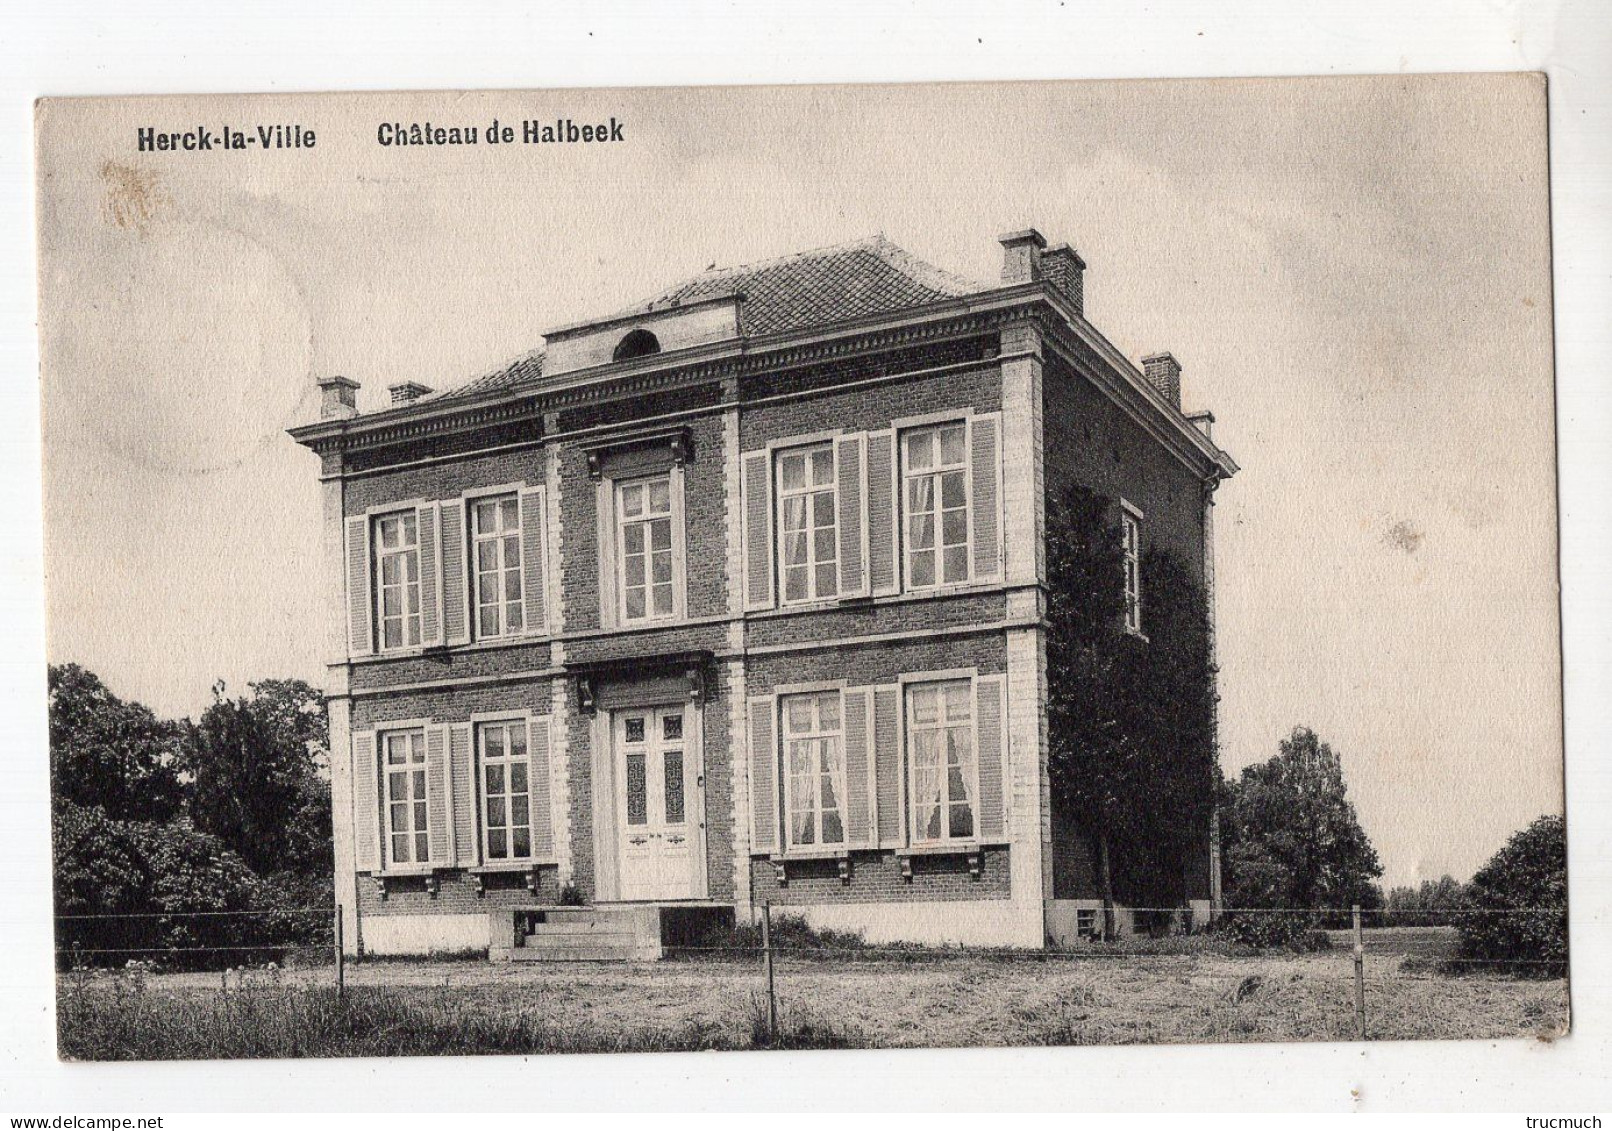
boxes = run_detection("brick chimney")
[1140,352,1182,408]
[317,375,360,421]
[999,228,1047,284]
[388,381,434,406]
[1040,242,1087,317]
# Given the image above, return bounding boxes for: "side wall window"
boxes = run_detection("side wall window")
[776,444,838,604]
[382,729,429,865]
[1121,507,1142,634]
[374,511,422,650]
[471,494,524,639]
[906,680,976,844]
[901,422,970,589]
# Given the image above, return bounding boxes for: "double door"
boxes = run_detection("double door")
[614,705,699,901]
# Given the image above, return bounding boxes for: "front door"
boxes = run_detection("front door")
[614,705,697,901]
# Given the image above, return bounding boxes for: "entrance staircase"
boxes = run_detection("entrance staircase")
[488,905,663,962]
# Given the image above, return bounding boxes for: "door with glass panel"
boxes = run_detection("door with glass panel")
[614,706,696,900]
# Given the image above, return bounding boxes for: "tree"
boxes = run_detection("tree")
[1455,815,1566,976]
[1384,874,1470,927]
[48,664,184,822]
[1220,727,1384,936]
[181,679,330,878]
[1044,483,1220,931]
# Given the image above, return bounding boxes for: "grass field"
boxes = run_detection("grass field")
[57,929,1568,1059]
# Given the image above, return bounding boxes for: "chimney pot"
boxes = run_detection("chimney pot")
[1140,352,1183,409]
[1040,242,1087,317]
[998,228,1048,285]
[317,375,360,421]
[388,381,435,406]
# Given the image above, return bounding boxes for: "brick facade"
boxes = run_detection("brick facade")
[292,229,1235,955]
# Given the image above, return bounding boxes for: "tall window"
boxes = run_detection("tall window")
[902,423,970,589]
[1121,508,1142,634]
[471,495,524,639]
[374,511,422,650]
[781,691,845,848]
[479,720,533,861]
[907,680,976,844]
[382,729,428,866]
[618,475,674,622]
[776,445,838,604]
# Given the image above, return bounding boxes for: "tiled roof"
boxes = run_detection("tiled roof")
[430,235,986,404]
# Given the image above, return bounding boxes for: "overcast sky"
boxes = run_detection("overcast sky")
[36,76,1559,889]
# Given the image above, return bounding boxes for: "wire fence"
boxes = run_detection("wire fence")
[54,902,1568,1044]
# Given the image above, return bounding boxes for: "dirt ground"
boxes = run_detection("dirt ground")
[125,942,1569,1048]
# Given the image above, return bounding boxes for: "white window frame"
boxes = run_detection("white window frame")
[779,689,848,851]
[900,421,973,592]
[467,490,525,640]
[476,716,535,863]
[774,442,840,606]
[1121,500,1143,635]
[373,510,423,652]
[380,727,430,867]
[615,472,679,624]
[903,676,980,847]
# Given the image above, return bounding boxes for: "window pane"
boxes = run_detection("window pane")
[382,619,401,649]
[907,431,934,470]
[782,495,807,535]
[908,475,934,515]
[486,762,505,795]
[785,697,813,733]
[791,810,815,846]
[652,551,672,583]
[485,727,505,761]
[910,550,935,588]
[950,803,974,839]
[943,682,971,718]
[489,829,507,859]
[625,556,646,587]
[623,524,645,556]
[503,533,520,567]
[780,453,806,491]
[664,750,685,823]
[402,514,416,543]
[475,501,497,533]
[941,470,966,509]
[625,590,646,620]
[942,508,968,547]
[478,607,499,637]
[785,567,807,602]
[511,795,530,828]
[818,693,841,731]
[625,753,647,825]
[813,527,835,562]
[621,484,642,517]
[507,603,524,631]
[650,519,671,551]
[504,567,522,604]
[487,797,507,828]
[822,810,844,844]
[812,491,836,532]
[392,833,409,862]
[809,447,834,487]
[512,828,530,858]
[947,756,970,803]
[652,583,673,616]
[785,529,808,569]
[510,761,528,794]
[943,545,969,582]
[412,770,426,796]
[500,498,519,530]
[648,479,670,512]
[940,425,966,466]
[814,563,836,597]
[390,800,407,829]
[910,689,939,727]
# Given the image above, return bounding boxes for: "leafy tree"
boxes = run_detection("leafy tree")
[181,679,330,877]
[48,664,183,822]
[1384,874,1471,927]
[1455,815,1566,976]
[1218,727,1383,943]
[1044,483,1220,933]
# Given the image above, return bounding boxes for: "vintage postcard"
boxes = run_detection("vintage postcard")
[37,76,1564,1059]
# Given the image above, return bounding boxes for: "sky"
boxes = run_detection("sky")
[35,76,1560,890]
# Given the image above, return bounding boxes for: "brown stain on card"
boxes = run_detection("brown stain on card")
[1384,520,1424,554]
[100,161,166,231]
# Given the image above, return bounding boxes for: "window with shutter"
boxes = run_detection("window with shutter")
[775,444,838,605]
[381,728,430,866]
[901,423,971,590]
[1121,504,1143,634]
[478,719,534,861]
[469,494,524,639]
[905,680,978,845]
[374,511,424,651]
[779,691,846,849]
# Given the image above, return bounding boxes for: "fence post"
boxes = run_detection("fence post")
[761,902,777,1042]
[1352,903,1366,1041]
[334,905,345,998]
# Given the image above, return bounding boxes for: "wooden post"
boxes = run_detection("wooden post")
[761,902,777,1041]
[1352,903,1366,1040]
[334,905,345,998]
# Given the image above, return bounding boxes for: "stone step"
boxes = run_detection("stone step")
[506,943,650,962]
[524,929,640,947]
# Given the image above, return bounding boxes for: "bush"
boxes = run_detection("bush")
[1454,815,1567,977]
[670,912,871,959]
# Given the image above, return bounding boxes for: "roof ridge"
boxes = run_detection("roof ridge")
[679,232,888,285]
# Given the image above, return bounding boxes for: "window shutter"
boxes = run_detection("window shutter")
[528,716,555,859]
[842,687,875,847]
[969,412,1004,582]
[352,730,380,871]
[872,683,905,848]
[865,429,899,596]
[417,503,443,647]
[440,500,470,646]
[449,722,476,865]
[741,450,774,611]
[519,485,548,635]
[834,433,870,598]
[975,675,1008,840]
[748,695,779,853]
[426,724,450,865]
[345,515,372,657]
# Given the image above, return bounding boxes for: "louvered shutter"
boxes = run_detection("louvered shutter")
[865,430,899,596]
[748,695,778,853]
[352,730,380,871]
[834,433,870,598]
[417,503,443,646]
[440,500,470,646]
[345,515,372,656]
[425,725,450,864]
[741,451,774,611]
[528,716,555,859]
[975,675,1008,840]
[519,485,548,635]
[872,684,905,847]
[842,687,875,847]
[969,413,1004,582]
[449,722,477,865]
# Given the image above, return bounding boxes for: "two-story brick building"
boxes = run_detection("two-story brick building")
[289,227,1237,957]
